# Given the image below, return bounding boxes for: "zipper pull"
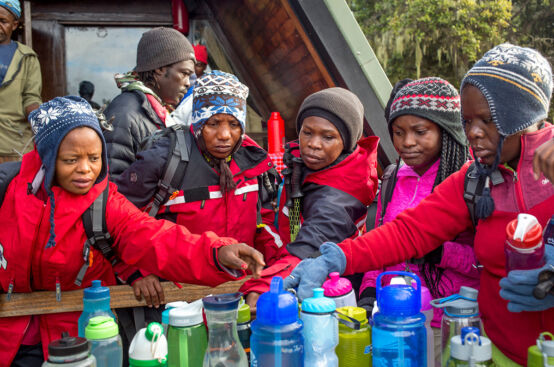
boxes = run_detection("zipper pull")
[513,171,518,182]
[56,276,61,302]
[6,277,14,301]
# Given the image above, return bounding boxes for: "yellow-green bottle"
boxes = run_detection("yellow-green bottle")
[336,306,371,367]
[528,332,554,367]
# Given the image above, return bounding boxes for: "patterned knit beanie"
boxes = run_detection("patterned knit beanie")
[0,0,20,18]
[29,96,108,248]
[296,87,364,152]
[388,77,466,147]
[461,44,553,220]
[192,70,249,135]
[135,27,195,72]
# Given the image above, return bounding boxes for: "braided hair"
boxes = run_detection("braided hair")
[420,128,469,298]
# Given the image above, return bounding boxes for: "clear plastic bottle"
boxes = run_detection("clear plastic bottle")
[372,271,427,367]
[301,288,339,367]
[202,292,247,367]
[250,276,304,367]
[447,327,494,367]
[335,306,371,367]
[85,316,122,367]
[322,272,357,308]
[167,300,206,367]
[431,286,481,367]
[42,332,96,367]
[78,280,115,338]
[421,286,435,367]
[505,213,545,272]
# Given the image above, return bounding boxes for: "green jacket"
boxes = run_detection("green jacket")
[0,41,42,156]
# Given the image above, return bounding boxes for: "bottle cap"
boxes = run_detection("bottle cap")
[506,213,543,249]
[202,292,242,311]
[302,288,336,313]
[145,322,164,341]
[237,300,251,324]
[256,276,299,325]
[377,271,421,316]
[83,280,109,300]
[161,301,188,325]
[85,315,119,339]
[451,331,492,362]
[420,286,433,311]
[48,332,90,357]
[336,306,368,327]
[431,286,479,316]
[322,272,353,297]
[169,300,203,327]
[129,323,167,364]
[537,332,554,357]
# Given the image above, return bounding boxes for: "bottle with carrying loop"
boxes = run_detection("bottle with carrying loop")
[128,322,168,367]
[372,271,427,367]
[202,292,247,367]
[250,276,304,367]
[85,316,122,367]
[447,327,493,367]
[335,306,371,367]
[528,332,554,367]
[42,332,96,367]
[431,286,481,367]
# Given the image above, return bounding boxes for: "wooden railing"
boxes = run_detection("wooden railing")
[0,280,246,318]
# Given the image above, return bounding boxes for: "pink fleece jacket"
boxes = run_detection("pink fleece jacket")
[360,159,480,327]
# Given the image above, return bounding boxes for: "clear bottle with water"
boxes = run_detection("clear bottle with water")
[78,280,115,338]
[85,316,122,367]
[372,271,427,367]
[301,288,338,366]
[431,286,481,367]
[250,276,304,367]
[202,292,247,367]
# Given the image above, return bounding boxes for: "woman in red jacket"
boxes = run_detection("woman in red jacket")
[286,44,554,366]
[0,96,264,366]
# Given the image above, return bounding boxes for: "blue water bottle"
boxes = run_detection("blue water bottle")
[372,271,427,367]
[78,280,115,337]
[250,276,304,367]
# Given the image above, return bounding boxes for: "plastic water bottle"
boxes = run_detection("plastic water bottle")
[528,332,554,367]
[78,280,115,337]
[167,300,207,367]
[301,288,339,366]
[250,276,303,367]
[129,322,168,367]
[42,332,96,367]
[237,299,252,363]
[505,213,545,272]
[202,292,247,367]
[447,327,493,367]
[431,286,481,367]
[372,271,427,367]
[161,301,188,336]
[421,286,435,367]
[335,306,371,367]
[85,316,122,367]
[322,272,357,308]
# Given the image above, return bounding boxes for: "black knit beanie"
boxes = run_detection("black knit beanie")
[135,27,195,72]
[387,77,466,147]
[296,87,364,152]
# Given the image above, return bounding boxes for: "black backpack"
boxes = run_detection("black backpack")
[0,161,118,288]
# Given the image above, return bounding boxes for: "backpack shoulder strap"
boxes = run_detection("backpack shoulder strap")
[149,125,190,217]
[366,162,401,231]
[463,162,485,228]
[75,183,114,286]
[0,161,22,208]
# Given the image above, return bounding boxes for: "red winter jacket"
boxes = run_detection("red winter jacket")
[0,150,243,366]
[279,136,379,258]
[339,125,554,365]
[116,131,290,296]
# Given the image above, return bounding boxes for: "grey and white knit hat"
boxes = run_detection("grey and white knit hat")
[388,77,466,147]
[296,87,364,152]
[135,27,195,72]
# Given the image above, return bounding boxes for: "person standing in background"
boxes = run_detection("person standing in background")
[78,80,101,110]
[0,0,41,163]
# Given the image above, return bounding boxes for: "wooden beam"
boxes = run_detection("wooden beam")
[23,1,32,48]
[0,280,246,318]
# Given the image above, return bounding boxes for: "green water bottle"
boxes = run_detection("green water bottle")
[528,332,554,367]
[335,306,371,367]
[167,300,207,367]
[447,327,494,367]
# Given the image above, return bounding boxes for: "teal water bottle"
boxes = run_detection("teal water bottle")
[78,280,115,337]
[372,271,427,367]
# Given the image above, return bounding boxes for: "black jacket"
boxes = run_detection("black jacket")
[103,90,164,179]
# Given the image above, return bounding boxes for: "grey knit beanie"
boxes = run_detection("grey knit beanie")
[135,27,195,72]
[296,87,364,152]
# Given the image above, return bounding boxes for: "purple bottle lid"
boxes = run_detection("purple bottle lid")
[322,272,352,297]
[421,285,432,311]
